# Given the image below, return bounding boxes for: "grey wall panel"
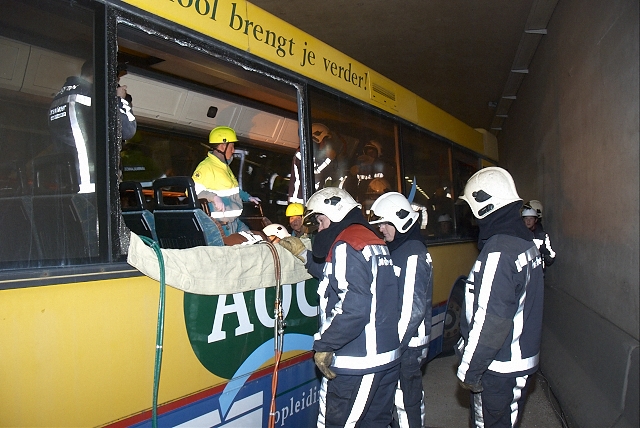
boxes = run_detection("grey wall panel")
[542,286,638,427]
[498,0,639,426]
[500,0,639,336]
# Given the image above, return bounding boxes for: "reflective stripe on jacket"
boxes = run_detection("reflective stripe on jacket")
[457,234,544,384]
[391,240,433,349]
[192,153,244,221]
[306,225,401,375]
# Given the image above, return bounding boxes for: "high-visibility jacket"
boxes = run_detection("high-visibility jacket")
[49,76,94,193]
[192,153,245,223]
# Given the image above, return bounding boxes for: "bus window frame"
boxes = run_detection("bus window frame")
[111,13,311,236]
[0,0,109,274]
[302,79,487,246]
[0,1,491,286]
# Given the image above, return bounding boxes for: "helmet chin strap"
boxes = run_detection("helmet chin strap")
[213,143,230,161]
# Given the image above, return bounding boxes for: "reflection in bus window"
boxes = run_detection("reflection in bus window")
[401,127,480,242]
[0,0,97,267]
[452,148,480,241]
[47,59,95,194]
[287,122,339,204]
[305,87,398,215]
[401,126,454,240]
[230,146,294,226]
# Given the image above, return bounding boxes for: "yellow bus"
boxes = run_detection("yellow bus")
[0,0,497,426]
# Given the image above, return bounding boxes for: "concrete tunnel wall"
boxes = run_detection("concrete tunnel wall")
[497,0,639,427]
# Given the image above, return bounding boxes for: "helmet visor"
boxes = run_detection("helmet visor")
[303,210,319,227]
[368,212,386,224]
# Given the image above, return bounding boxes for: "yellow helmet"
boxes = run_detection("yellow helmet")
[209,126,238,145]
[286,203,304,217]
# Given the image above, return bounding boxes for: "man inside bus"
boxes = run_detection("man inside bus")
[279,187,400,428]
[369,192,433,428]
[347,140,396,204]
[192,126,260,236]
[456,167,543,428]
[437,213,454,238]
[285,202,305,237]
[287,123,338,204]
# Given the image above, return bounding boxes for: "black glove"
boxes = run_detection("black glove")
[539,244,550,257]
[459,379,483,393]
[314,351,336,379]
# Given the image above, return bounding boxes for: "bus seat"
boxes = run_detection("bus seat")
[0,196,42,263]
[31,151,79,195]
[30,151,96,261]
[32,193,95,260]
[119,181,157,241]
[0,160,28,197]
[152,176,224,249]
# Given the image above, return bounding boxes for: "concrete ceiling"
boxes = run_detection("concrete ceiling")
[249,0,556,134]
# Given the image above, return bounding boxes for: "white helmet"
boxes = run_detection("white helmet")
[369,192,419,233]
[363,140,382,158]
[526,200,543,219]
[459,167,521,219]
[304,187,361,223]
[521,208,538,218]
[311,123,330,144]
[263,223,291,239]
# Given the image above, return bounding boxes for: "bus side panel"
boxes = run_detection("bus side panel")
[427,302,446,361]
[427,242,478,359]
[129,357,320,427]
[0,277,221,427]
[429,242,478,305]
[0,276,320,427]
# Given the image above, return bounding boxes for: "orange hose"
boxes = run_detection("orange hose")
[265,241,283,428]
[268,349,282,428]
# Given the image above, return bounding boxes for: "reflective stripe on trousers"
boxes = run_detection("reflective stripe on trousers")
[318,364,399,428]
[470,373,529,428]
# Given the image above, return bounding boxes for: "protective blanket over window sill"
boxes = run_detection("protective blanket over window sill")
[127,232,312,295]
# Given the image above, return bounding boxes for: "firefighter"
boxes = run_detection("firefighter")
[522,202,556,270]
[285,202,305,237]
[370,192,433,428]
[456,167,544,428]
[287,123,338,203]
[280,187,401,427]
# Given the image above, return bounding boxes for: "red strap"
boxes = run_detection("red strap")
[326,224,384,261]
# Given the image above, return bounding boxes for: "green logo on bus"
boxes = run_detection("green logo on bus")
[184,279,318,379]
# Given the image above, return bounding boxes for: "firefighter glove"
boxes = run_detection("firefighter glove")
[279,236,307,262]
[314,351,336,379]
[459,379,483,393]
